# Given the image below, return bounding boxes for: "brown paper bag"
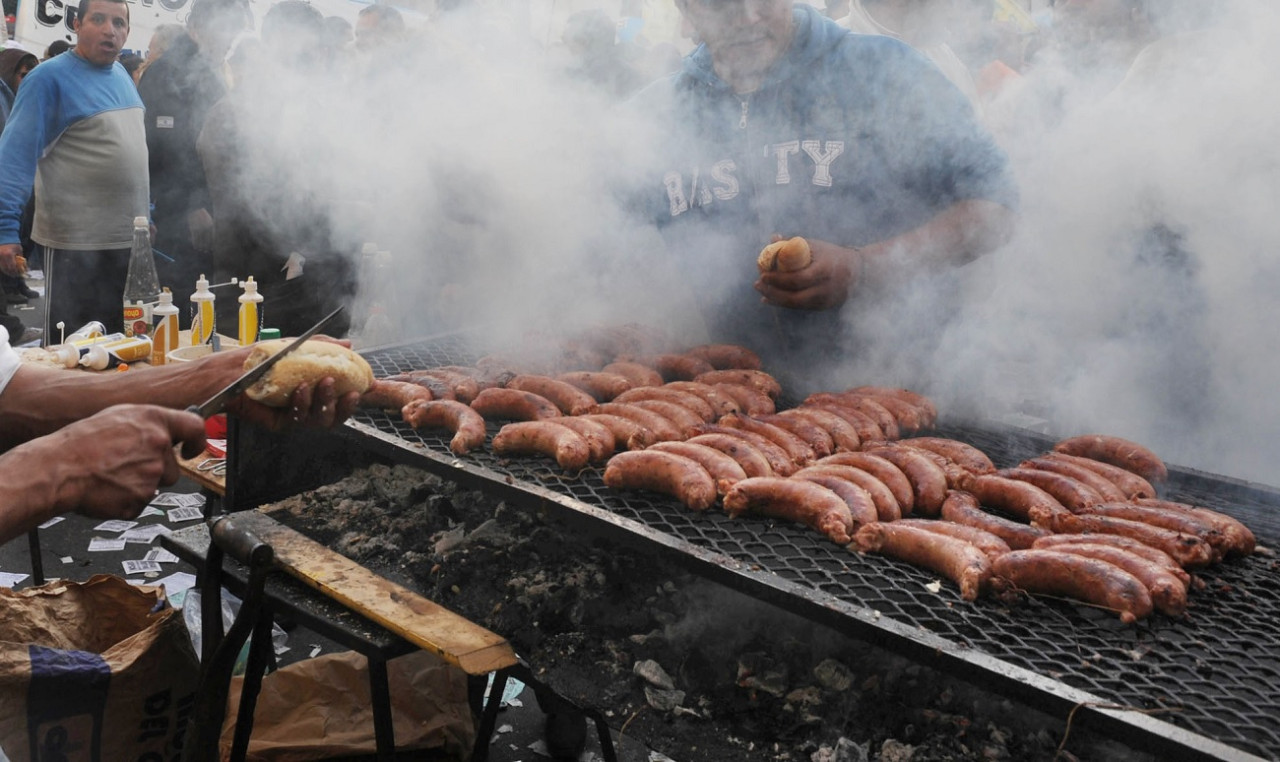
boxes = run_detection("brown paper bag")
[220,649,476,761]
[0,574,200,760]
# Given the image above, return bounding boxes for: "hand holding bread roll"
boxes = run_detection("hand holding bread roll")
[757,236,813,273]
[243,338,374,407]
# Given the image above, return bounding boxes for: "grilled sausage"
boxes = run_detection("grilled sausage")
[596,402,685,442]
[1052,435,1169,483]
[614,387,716,422]
[492,421,590,470]
[864,446,948,516]
[723,478,854,544]
[407,369,481,403]
[996,467,1105,513]
[603,450,718,511]
[686,433,775,478]
[684,343,762,370]
[992,550,1154,624]
[579,413,658,450]
[629,399,705,438]
[601,361,664,388]
[842,393,924,433]
[894,519,1011,563]
[869,441,973,490]
[965,474,1071,523]
[711,383,776,416]
[693,425,796,476]
[817,452,914,514]
[805,394,899,439]
[360,379,435,411]
[1041,453,1157,499]
[663,381,743,418]
[551,416,615,462]
[852,522,992,602]
[791,474,879,528]
[556,371,633,402]
[1017,456,1129,503]
[1039,543,1188,617]
[847,386,939,427]
[901,437,994,475]
[716,413,815,465]
[1031,534,1191,587]
[793,464,901,522]
[506,375,600,416]
[694,369,783,400]
[1082,503,1228,560]
[470,387,562,421]
[939,490,1048,550]
[433,365,510,391]
[385,373,456,401]
[1042,513,1215,568]
[647,441,749,493]
[629,353,717,382]
[800,401,883,443]
[776,408,861,452]
[402,399,488,455]
[1133,498,1256,557]
[756,413,834,458]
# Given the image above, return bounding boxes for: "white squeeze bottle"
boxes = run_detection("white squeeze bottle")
[238,276,263,345]
[151,288,180,365]
[189,274,216,346]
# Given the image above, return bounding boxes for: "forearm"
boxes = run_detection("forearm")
[858,199,1016,288]
[0,435,80,543]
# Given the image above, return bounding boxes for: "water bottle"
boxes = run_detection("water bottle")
[122,217,161,338]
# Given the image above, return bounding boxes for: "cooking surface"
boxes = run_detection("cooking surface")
[344,335,1280,761]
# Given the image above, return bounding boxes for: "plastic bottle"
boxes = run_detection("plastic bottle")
[151,288,180,365]
[238,276,263,345]
[79,336,153,370]
[66,321,107,343]
[123,216,162,338]
[53,332,127,369]
[189,274,216,346]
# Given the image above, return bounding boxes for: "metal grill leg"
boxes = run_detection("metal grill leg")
[27,529,44,585]
[368,655,396,761]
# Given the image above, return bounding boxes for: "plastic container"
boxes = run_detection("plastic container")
[79,336,153,370]
[258,328,281,341]
[189,274,216,346]
[151,288,180,365]
[123,217,161,338]
[66,321,107,343]
[238,276,263,345]
[53,332,127,369]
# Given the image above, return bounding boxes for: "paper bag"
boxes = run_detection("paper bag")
[0,574,199,760]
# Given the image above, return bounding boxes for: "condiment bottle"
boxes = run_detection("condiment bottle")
[79,336,153,370]
[66,321,107,343]
[122,216,161,337]
[151,288,179,365]
[53,332,126,368]
[189,273,216,346]
[238,276,263,345]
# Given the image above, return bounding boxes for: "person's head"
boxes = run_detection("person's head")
[563,9,616,58]
[261,0,326,68]
[187,0,253,62]
[674,0,794,93]
[73,0,130,67]
[355,3,406,53]
[44,39,73,61]
[0,49,39,93]
[146,23,187,62]
[118,51,144,80]
[322,15,354,52]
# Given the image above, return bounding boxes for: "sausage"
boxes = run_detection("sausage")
[756,413,835,458]
[692,425,796,476]
[800,401,883,443]
[492,421,590,470]
[601,361,664,388]
[715,414,815,465]
[793,464,901,522]
[433,365,509,392]
[629,399,705,438]
[402,399,488,455]
[632,353,717,382]
[965,474,1071,523]
[870,441,973,491]
[684,343,762,370]
[1133,498,1256,557]
[596,402,685,442]
[851,522,992,602]
[711,383,776,416]
[791,474,879,528]
[614,387,716,422]
[1052,434,1169,483]
[579,414,658,451]
[863,446,948,517]
[470,387,562,421]
[939,490,1048,550]
[1042,513,1215,568]
[694,369,783,400]
[992,550,1154,624]
[506,374,600,416]
[1082,502,1229,560]
[901,437,994,475]
[685,434,774,478]
[842,393,924,433]
[1031,533,1191,587]
[1017,456,1129,503]
[996,467,1105,513]
[894,519,1011,563]
[385,373,456,401]
[847,386,939,427]
[1037,543,1188,617]
[556,371,633,402]
[722,477,854,544]
[407,369,481,404]
[816,452,914,515]
[776,408,861,452]
[359,379,435,411]
[647,441,749,493]
[663,381,742,418]
[550,416,615,462]
[1041,452,1157,499]
[602,450,718,511]
[805,394,899,439]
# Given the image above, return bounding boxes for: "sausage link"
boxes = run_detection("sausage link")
[408,369,481,404]
[695,370,783,400]
[603,450,718,511]
[402,399,488,455]
[684,343,763,370]
[685,433,774,478]
[629,399,705,438]
[757,413,835,458]
[847,386,939,427]
[596,402,685,442]
[716,413,815,465]
[1052,435,1169,483]
[492,421,590,470]
[1043,513,1215,568]
[1042,452,1157,499]
[805,394,899,439]
[506,374,600,416]
[385,373,456,401]
[1039,543,1188,617]
[940,490,1048,550]
[712,383,776,416]
[902,437,994,475]
[1031,534,1191,587]
[794,464,901,522]
[1083,502,1229,560]
[842,392,924,433]
[551,416,615,462]
[996,467,1105,513]
[556,371,633,402]
[894,519,1011,563]
[800,402,883,444]
[965,474,1071,523]
[601,361,664,388]
[692,424,796,476]
[470,387,562,421]
[1133,498,1256,557]
[852,522,992,601]
[1017,456,1129,503]
[816,452,914,514]
[992,550,1154,623]
[579,413,657,450]
[723,477,854,544]
[360,379,435,411]
[777,408,861,452]
[791,474,879,528]
[614,387,716,422]
[663,381,742,418]
[864,446,948,517]
[647,441,749,493]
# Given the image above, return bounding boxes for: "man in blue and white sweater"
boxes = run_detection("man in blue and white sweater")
[0,0,149,341]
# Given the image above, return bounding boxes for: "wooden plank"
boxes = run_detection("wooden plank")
[179,451,227,496]
[227,512,517,675]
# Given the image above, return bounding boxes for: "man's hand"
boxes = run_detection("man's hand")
[188,208,214,253]
[0,244,24,277]
[755,238,861,311]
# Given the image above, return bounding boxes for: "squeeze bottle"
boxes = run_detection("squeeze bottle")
[151,288,180,365]
[189,274,216,346]
[238,277,263,345]
[79,336,153,370]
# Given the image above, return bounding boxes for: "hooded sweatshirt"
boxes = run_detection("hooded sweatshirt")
[632,4,1016,384]
[0,48,39,134]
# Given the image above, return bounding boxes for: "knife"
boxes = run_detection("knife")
[186,305,345,419]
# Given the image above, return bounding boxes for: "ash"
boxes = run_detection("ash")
[268,463,1152,762]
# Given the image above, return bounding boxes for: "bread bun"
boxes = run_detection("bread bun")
[243,339,374,407]
[757,236,812,273]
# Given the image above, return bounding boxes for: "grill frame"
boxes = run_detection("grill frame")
[246,334,1280,762]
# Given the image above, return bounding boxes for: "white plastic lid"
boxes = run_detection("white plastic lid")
[133,216,149,228]
[241,276,258,295]
[195,273,210,291]
[79,344,110,370]
[158,288,173,305]
[55,345,81,369]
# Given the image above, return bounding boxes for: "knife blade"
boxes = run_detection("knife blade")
[187,305,345,419]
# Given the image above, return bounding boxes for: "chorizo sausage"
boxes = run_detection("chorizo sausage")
[715,413,815,465]
[864,446,949,517]
[692,424,797,476]
[506,374,600,416]
[663,381,742,418]
[1031,534,1191,588]
[596,402,685,442]
[1017,456,1128,503]
[647,441,749,493]
[492,421,590,470]
[842,392,924,433]
[756,413,834,457]
[794,464,901,522]
[407,369,481,404]
[579,413,658,451]
[791,474,879,528]
[359,379,434,411]
[628,353,716,382]
[550,416,615,462]
[1083,502,1229,560]
[402,399,488,455]
[847,386,939,427]
[776,408,861,452]
[1042,452,1157,499]
[894,519,1011,563]
[800,401,883,443]
[694,369,783,400]
[940,490,1048,550]
[965,474,1071,523]
[385,372,456,401]
[629,399,705,438]
[686,433,775,478]
[1133,498,1256,557]
[712,383,775,416]
[684,343,762,370]
[723,477,854,544]
[614,387,716,422]
[901,437,994,475]
[852,522,992,602]
[603,450,718,511]
[805,394,899,439]
[1052,434,1169,483]
[1037,543,1188,617]
[601,361,664,388]
[556,371,633,402]
[1043,513,1215,568]
[996,467,1105,513]
[992,550,1154,624]
[470,387,562,421]
[816,452,914,514]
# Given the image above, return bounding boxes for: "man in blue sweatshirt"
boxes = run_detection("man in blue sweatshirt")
[0,0,149,341]
[636,0,1018,390]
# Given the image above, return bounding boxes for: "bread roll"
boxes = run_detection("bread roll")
[243,339,374,407]
[757,236,812,272]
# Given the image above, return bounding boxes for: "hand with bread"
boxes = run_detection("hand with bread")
[755,235,863,311]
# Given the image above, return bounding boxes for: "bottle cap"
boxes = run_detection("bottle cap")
[79,344,111,370]
[241,276,258,296]
[54,345,81,369]
[195,274,210,292]
[133,216,149,228]
[158,288,173,305]
[258,328,281,341]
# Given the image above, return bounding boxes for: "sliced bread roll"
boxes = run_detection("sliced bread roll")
[243,339,374,407]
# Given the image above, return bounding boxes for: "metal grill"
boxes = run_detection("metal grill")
[347,336,1280,762]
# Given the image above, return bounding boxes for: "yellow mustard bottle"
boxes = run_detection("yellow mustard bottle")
[238,276,263,345]
[151,288,179,365]
[189,274,216,346]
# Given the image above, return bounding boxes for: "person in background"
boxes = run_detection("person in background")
[0,0,146,341]
[562,9,645,99]
[42,39,71,61]
[354,3,406,55]
[133,22,188,83]
[138,0,252,307]
[119,51,144,80]
[0,48,38,326]
[0,324,359,545]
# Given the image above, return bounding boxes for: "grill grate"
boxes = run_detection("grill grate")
[351,337,1280,761]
